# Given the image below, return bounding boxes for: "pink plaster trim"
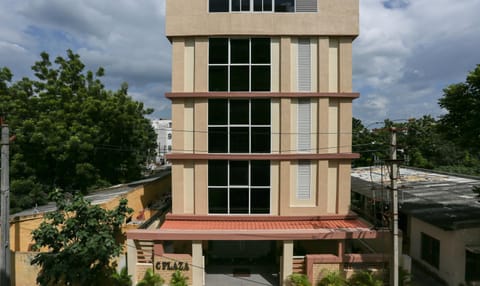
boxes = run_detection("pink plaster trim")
[165,92,360,99]
[166,153,360,161]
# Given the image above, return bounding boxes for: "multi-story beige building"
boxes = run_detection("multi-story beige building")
[128,1,387,285]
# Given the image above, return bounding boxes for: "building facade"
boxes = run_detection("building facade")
[151,119,172,165]
[128,1,387,285]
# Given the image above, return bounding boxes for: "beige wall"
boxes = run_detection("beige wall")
[410,217,480,286]
[166,0,359,37]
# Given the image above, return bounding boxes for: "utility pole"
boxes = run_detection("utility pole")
[389,127,399,286]
[1,123,11,286]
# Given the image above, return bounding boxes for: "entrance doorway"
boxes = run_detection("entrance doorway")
[205,241,279,286]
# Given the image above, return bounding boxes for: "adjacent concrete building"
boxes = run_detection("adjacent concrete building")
[352,167,480,286]
[128,1,388,285]
[151,119,173,165]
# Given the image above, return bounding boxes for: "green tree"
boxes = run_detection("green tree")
[31,191,133,286]
[111,267,133,286]
[169,270,188,286]
[439,64,480,151]
[347,270,383,286]
[288,273,311,286]
[318,270,347,286]
[137,268,164,286]
[0,50,157,212]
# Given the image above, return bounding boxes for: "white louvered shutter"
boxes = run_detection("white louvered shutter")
[297,160,311,200]
[296,0,317,12]
[297,98,311,152]
[297,38,311,92]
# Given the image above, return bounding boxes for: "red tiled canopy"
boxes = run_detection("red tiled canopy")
[127,214,384,241]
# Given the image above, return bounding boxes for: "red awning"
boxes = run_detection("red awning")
[127,214,385,241]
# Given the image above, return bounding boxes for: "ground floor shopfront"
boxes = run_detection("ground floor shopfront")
[126,214,389,286]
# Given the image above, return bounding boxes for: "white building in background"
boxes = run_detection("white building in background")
[151,119,172,165]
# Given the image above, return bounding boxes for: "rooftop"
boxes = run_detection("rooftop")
[11,170,171,219]
[351,167,480,231]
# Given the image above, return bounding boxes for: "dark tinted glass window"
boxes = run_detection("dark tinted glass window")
[251,188,270,213]
[209,0,229,12]
[209,66,228,91]
[251,66,270,91]
[264,0,272,10]
[421,233,440,269]
[209,127,228,153]
[230,188,249,213]
[275,0,295,12]
[209,38,228,64]
[230,100,249,124]
[230,66,249,91]
[230,127,249,153]
[251,127,270,153]
[209,188,228,213]
[466,250,480,282]
[209,160,228,186]
[254,0,262,11]
[252,38,270,63]
[209,99,228,124]
[230,160,249,185]
[251,160,270,186]
[231,0,240,11]
[241,0,250,11]
[231,39,249,63]
[251,99,271,125]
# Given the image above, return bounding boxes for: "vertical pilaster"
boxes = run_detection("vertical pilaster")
[127,239,138,284]
[192,241,203,286]
[282,241,294,285]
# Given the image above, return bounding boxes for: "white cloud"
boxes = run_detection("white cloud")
[353,0,480,123]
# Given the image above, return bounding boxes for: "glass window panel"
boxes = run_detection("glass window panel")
[209,127,228,153]
[209,66,228,91]
[230,100,249,124]
[209,188,228,213]
[251,99,271,125]
[264,0,272,11]
[209,99,228,124]
[251,160,270,186]
[251,188,270,214]
[254,0,262,11]
[230,127,249,153]
[251,127,271,153]
[230,188,249,213]
[209,0,229,12]
[231,0,240,11]
[209,38,228,64]
[229,160,249,185]
[230,66,249,91]
[231,39,250,64]
[241,0,250,11]
[275,0,295,12]
[252,38,270,63]
[251,66,270,91]
[208,160,228,186]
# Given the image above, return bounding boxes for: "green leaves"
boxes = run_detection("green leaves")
[31,193,133,286]
[1,50,157,212]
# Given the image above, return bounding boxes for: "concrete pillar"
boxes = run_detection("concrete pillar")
[192,241,203,286]
[282,240,294,285]
[126,239,137,284]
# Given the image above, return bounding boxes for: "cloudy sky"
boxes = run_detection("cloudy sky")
[1,0,479,124]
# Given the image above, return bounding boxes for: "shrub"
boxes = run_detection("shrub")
[348,270,383,286]
[288,273,312,286]
[169,270,188,286]
[137,268,164,286]
[318,270,347,286]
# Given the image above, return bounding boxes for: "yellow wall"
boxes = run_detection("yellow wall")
[9,174,171,252]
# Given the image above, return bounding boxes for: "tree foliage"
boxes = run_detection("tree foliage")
[0,50,157,212]
[438,64,480,151]
[169,270,188,286]
[136,268,164,286]
[111,267,133,286]
[31,191,133,286]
